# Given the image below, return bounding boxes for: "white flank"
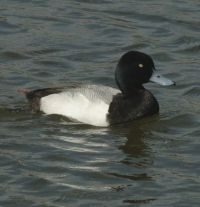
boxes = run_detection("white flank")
[40,85,119,127]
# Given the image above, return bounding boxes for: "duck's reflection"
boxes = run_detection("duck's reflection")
[113,118,156,157]
[119,124,148,158]
[109,120,158,204]
[109,117,158,182]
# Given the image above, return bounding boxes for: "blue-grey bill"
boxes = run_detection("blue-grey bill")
[150,71,175,86]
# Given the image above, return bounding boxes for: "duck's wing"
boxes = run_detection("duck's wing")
[67,84,120,104]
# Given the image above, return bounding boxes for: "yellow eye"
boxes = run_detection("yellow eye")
[138,64,144,68]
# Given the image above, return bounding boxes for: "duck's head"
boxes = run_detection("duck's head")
[115,51,175,94]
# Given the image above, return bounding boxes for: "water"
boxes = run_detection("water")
[0,0,200,206]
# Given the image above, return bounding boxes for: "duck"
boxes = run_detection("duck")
[20,51,175,127]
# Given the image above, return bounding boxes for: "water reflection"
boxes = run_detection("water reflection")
[112,118,157,158]
[106,119,158,185]
[119,124,148,157]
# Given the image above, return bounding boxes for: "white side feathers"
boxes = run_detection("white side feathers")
[40,85,119,127]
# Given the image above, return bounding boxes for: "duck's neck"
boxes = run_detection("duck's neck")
[121,84,145,97]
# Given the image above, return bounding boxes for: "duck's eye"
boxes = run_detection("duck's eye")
[138,64,144,68]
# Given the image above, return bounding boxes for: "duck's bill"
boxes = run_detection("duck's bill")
[150,71,175,86]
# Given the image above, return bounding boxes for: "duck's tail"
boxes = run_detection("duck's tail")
[18,88,31,95]
[18,87,64,112]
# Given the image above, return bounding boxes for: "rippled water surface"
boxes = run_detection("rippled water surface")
[1,0,200,206]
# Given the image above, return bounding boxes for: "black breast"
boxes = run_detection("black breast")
[107,90,159,125]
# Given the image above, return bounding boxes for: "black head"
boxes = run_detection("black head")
[115,51,155,93]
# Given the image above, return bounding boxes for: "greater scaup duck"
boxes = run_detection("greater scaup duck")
[20,51,175,126]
